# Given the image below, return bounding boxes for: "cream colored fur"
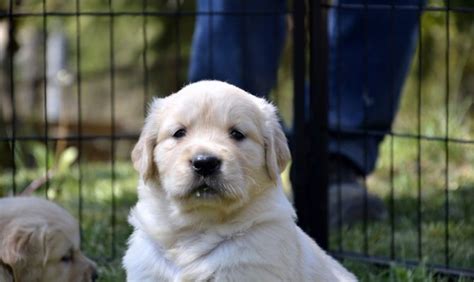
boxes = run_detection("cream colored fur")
[123,80,357,281]
[0,197,97,282]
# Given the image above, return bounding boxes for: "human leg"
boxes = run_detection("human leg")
[188,0,287,98]
[327,0,424,226]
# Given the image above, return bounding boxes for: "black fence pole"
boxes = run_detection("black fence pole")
[7,0,17,195]
[309,0,329,249]
[292,0,329,250]
[292,0,309,233]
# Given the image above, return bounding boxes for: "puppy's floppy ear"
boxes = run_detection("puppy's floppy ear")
[0,223,47,265]
[132,98,162,182]
[257,98,291,181]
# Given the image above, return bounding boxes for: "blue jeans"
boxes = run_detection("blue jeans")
[189,0,422,175]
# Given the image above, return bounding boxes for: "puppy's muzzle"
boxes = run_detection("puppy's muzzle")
[191,154,222,177]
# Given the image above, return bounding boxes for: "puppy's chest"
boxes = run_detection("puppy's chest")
[165,235,231,265]
[159,233,246,280]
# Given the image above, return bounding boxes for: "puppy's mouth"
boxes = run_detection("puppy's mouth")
[190,183,220,198]
[187,178,224,199]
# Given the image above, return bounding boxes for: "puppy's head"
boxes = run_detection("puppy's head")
[133,80,290,215]
[0,197,97,282]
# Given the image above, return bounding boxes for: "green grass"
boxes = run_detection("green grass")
[344,260,473,282]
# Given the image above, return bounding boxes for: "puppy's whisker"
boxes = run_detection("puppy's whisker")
[223,182,234,194]
[225,183,241,199]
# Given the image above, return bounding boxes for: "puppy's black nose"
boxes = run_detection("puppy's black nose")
[191,154,221,176]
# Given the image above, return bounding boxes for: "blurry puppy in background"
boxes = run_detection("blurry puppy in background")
[0,197,98,282]
[123,80,357,281]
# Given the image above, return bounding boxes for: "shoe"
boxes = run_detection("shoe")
[328,156,388,228]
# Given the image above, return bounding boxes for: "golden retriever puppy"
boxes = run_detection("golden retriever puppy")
[123,80,357,281]
[0,197,98,282]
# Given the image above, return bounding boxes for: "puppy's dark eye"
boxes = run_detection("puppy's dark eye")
[173,128,186,139]
[230,129,245,141]
[61,250,74,263]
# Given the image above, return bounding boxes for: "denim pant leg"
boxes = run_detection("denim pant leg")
[328,0,423,175]
[188,0,287,98]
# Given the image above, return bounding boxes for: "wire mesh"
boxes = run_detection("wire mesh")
[0,0,473,279]
[314,0,474,279]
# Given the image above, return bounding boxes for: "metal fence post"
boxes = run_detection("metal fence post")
[309,0,329,249]
[292,0,309,234]
[292,0,329,249]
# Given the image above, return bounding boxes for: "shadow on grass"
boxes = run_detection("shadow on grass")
[330,185,474,281]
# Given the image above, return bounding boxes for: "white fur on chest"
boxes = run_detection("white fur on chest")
[123,187,301,281]
[125,224,299,281]
[123,183,357,282]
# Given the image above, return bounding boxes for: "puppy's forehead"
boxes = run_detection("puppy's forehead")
[48,212,81,249]
[167,84,262,125]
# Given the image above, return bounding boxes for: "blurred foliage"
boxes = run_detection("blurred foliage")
[10,0,196,96]
[3,0,474,122]
[0,142,78,196]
